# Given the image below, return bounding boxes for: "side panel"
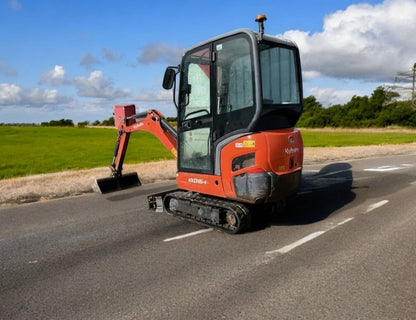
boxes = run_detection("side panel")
[220,133,262,198]
[265,129,303,175]
[176,171,227,198]
[177,129,303,203]
[220,129,303,202]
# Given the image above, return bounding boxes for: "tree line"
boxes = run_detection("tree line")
[38,117,115,127]
[298,87,416,128]
[3,87,415,128]
[41,119,75,127]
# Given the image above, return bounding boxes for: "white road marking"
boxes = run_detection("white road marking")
[266,231,326,254]
[266,217,354,255]
[364,166,401,172]
[365,200,389,213]
[364,163,414,172]
[163,228,213,242]
[337,217,354,226]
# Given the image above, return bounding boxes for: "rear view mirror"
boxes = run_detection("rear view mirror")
[162,67,176,90]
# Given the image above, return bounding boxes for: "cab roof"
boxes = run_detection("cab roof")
[184,28,298,56]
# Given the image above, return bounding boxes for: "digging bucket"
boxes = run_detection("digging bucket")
[93,172,141,193]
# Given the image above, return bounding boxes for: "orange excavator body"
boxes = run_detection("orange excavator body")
[176,129,303,203]
[95,16,304,233]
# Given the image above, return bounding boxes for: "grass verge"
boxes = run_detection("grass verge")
[1,126,416,179]
[0,127,173,179]
[301,129,416,147]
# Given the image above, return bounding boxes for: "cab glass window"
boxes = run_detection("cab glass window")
[260,44,300,105]
[179,47,211,121]
[214,35,255,136]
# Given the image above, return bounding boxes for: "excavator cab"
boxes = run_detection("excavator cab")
[163,20,303,207]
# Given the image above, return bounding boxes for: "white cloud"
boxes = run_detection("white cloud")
[71,70,130,99]
[282,0,416,82]
[39,65,66,85]
[25,88,61,105]
[302,71,322,81]
[0,83,21,104]
[309,87,359,106]
[136,89,171,101]
[38,66,130,100]
[0,83,72,106]
[134,100,177,118]
[137,43,184,65]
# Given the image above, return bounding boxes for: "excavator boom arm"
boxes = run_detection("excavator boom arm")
[111,105,177,175]
[94,105,177,193]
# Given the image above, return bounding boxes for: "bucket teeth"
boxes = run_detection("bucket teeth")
[93,172,141,193]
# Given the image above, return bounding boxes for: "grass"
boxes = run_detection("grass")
[0,127,174,179]
[1,126,416,179]
[301,129,416,147]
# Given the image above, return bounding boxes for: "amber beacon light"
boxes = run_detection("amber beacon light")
[255,14,267,40]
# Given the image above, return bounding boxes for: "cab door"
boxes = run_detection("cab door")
[178,34,256,176]
[177,45,214,174]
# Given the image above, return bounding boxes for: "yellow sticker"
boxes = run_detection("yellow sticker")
[171,148,177,158]
[243,140,255,148]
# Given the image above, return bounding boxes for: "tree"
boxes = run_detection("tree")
[41,119,74,127]
[77,121,90,128]
[297,96,325,127]
[101,116,114,126]
[298,86,416,128]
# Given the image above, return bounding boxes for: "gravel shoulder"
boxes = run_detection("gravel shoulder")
[2,143,416,207]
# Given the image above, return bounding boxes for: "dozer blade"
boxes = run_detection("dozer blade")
[93,172,141,193]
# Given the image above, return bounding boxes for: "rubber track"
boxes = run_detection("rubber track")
[163,191,251,234]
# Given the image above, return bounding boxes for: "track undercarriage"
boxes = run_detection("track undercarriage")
[149,191,252,234]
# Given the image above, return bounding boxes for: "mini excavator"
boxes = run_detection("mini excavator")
[95,15,304,233]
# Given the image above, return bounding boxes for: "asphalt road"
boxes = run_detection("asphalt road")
[1,154,416,319]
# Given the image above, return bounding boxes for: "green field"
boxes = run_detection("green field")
[301,129,416,147]
[1,126,416,179]
[0,127,174,179]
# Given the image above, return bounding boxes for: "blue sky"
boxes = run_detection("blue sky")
[1,0,415,123]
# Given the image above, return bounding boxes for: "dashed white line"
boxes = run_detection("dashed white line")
[266,231,326,254]
[266,217,355,255]
[337,217,354,226]
[163,200,389,250]
[365,200,389,213]
[163,228,213,242]
[364,166,401,172]
[364,163,414,172]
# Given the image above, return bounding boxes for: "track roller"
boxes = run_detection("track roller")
[161,191,251,234]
